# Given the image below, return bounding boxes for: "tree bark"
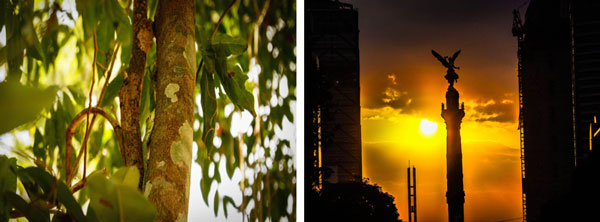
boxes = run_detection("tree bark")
[145,0,196,220]
[119,0,151,188]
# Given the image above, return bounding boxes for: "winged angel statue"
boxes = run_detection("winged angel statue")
[432,50,461,86]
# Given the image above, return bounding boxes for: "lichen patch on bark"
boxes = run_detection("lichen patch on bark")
[153,177,175,189]
[176,213,187,222]
[170,121,193,169]
[165,83,180,103]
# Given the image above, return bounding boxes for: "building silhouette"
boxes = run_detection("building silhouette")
[516,0,600,221]
[571,0,600,166]
[305,0,362,188]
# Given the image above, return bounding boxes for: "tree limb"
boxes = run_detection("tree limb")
[65,107,122,186]
[118,0,151,189]
[65,43,121,187]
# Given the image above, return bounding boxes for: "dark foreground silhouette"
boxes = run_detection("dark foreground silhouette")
[308,179,401,222]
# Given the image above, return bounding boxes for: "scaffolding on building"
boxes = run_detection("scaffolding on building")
[306,0,362,185]
[512,8,527,222]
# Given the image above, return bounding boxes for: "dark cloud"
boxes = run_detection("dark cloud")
[361,73,425,112]
[362,72,518,124]
[466,98,517,123]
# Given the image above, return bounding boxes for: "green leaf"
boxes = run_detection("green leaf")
[222,133,236,179]
[108,0,130,26]
[200,69,217,151]
[44,109,57,154]
[0,82,57,134]
[211,33,247,56]
[213,161,221,183]
[215,64,255,115]
[55,102,67,155]
[116,21,132,47]
[22,15,46,63]
[199,165,212,206]
[214,191,220,216]
[101,74,124,107]
[120,44,132,68]
[200,33,246,78]
[140,70,152,129]
[76,0,98,38]
[67,86,86,105]
[96,20,115,56]
[222,196,237,218]
[201,52,216,76]
[19,167,86,222]
[148,0,158,19]
[3,191,49,222]
[87,168,155,222]
[110,166,140,188]
[32,128,46,160]
[0,156,17,222]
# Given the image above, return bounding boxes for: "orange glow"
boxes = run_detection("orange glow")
[361,91,521,221]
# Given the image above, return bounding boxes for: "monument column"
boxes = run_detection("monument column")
[432,49,465,222]
[442,86,465,222]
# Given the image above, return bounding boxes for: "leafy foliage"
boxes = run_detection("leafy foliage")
[0,156,154,222]
[0,82,57,134]
[192,1,296,220]
[87,167,155,222]
[308,179,401,222]
[0,0,295,221]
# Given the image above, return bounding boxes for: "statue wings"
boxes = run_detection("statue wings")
[449,50,461,66]
[431,49,461,69]
[431,50,450,68]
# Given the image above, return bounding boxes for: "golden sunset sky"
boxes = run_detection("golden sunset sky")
[345,0,527,221]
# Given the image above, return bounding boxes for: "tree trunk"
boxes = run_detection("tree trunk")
[145,0,196,221]
[119,0,151,187]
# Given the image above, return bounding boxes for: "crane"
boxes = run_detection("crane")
[512,7,527,222]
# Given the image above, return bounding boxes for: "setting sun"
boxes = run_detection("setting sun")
[419,118,438,136]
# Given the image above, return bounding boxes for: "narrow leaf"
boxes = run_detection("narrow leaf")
[200,69,217,151]
[0,156,17,222]
[100,74,124,107]
[214,191,220,216]
[3,191,49,222]
[20,167,86,222]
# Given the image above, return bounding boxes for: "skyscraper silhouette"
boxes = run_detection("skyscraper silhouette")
[306,0,362,187]
[517,0,600,221]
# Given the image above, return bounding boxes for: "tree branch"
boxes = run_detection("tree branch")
[210,0,238,40]
[80,30,99,186]
[118,0,151,189]
[65,107,122,186]
[65,43,121,187]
